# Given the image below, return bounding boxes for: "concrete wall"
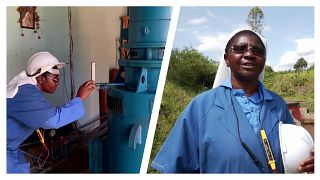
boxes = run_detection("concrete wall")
[7,6,127,129]
[70,7,127,129]
[7,6,70,105]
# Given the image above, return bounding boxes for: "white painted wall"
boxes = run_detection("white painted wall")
[7,6,127,129]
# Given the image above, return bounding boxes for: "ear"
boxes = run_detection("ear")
[36,76,44,84]
[224,53,230,67]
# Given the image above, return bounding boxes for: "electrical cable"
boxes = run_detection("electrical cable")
[68,6,80,131]
[62,67,70,101]
[36,129,49,168]
[68,7,75,99]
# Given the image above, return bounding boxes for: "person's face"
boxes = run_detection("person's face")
[38,73,60,94]
[224,32,266,82]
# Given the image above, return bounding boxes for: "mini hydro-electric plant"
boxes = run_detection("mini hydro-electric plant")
[89,6,172,173]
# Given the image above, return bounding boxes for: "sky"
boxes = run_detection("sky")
[173,6,314,72]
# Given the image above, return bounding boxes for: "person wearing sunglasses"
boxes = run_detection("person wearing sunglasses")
[151,29,314,173]
[7,52,96,173]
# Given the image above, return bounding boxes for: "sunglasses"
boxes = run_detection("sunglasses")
[228,44,266,56]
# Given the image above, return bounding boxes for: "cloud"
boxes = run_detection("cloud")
[231,23,250,30]
[273,38,314,71]
[194,25,253,54]
[265,60,271,66]
[195,32,229,55]
[206,11,216,18]
[176,27,188,32]
[188,17,207,25]
[263,24,271,32]
[231,23,271,34]
[295,38,314,56]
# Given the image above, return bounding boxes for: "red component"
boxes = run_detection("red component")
[99,89,108,124]
[287,101,302,121]
[109,68,119,82]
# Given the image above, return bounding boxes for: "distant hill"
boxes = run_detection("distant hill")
[264,68,314,112]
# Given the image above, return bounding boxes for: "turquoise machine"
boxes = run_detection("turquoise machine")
[89,7,172,173]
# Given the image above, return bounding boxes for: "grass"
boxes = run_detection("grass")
[147,80,197,173]
[264,69,314,112]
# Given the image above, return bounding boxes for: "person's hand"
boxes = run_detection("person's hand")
[76,80,96,101]
[298,147,314,173]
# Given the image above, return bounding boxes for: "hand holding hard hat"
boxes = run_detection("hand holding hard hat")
[279,122,314,173]
[298,147,314,173]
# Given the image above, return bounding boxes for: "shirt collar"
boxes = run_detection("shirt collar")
[220,77,273,101]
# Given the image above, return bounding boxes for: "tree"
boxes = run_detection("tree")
[246,6,264,34]
[264,65,274,73]
[308,64,314,71]
[293,57,308,72]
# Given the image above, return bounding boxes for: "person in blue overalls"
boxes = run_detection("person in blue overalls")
[151,29,314,173]
[7,52,96,173]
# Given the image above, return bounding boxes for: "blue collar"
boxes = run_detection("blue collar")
[220,77,273,101]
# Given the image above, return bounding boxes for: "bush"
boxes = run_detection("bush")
[148,80,196,173]
[167,47,218,93]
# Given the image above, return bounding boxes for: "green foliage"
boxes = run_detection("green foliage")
[264,65,274,73]
[263,65,276,88]
[148,80,197,173]
[167,47,218,93]
[293,57,308,72]
[264,69,314,112]
[308,64,314,71]
[247,6,264,34]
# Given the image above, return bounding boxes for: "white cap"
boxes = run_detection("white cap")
[279,122,314,173]
[26,52,65,77]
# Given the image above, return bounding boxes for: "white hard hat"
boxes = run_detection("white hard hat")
[26,52,65,77]
[279,122,314,173]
